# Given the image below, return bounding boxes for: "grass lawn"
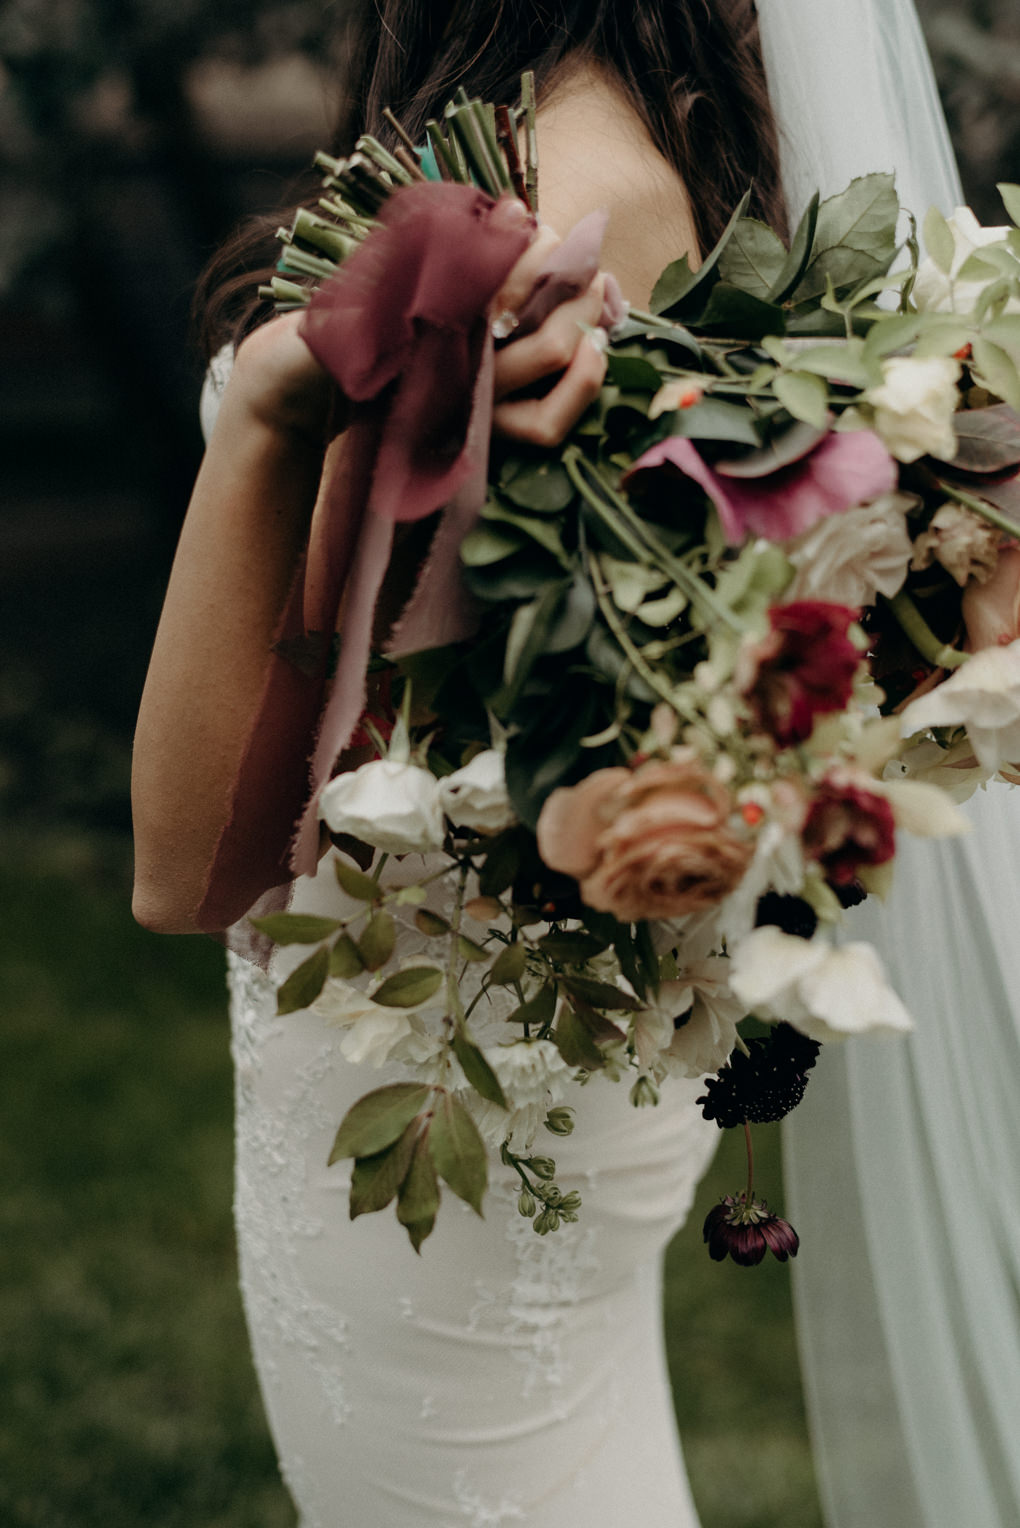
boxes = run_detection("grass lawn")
[0,852,821,1528]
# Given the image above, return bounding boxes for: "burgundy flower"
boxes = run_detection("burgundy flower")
[739,602,861,746]
[703,1194,799,1266]
[803,775,896,886]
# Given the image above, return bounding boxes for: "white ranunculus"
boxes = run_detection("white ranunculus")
[470,1038,571,1148]
[914,207,1020,316]
[865,355,961,464]
[729,926,913,1043]
[900,641,1020,773]
[318,759,445,854]
[312,976,444,1068]
[783,493,914,606]
[438,749,516,833]
[885,736,992,803]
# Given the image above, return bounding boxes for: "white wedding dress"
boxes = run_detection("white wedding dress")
[227,850,719,1528]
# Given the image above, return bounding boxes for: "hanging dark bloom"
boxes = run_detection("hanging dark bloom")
[703,1193,799,1266]
[754,891,818,939]
[697,1023,821,1128]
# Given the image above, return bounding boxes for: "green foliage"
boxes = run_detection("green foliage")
[428,1093,488,1215]
[370,966,444,1007]
[328,1083,432,1162]
[275,945,329,1014]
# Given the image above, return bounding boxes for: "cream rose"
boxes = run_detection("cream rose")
[318,759,445,854]
[536,759,753,923]
[437,749,516,833]
[865,355,960,464]
[783,492,914,606]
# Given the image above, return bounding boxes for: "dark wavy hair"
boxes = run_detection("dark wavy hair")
[198,0,786,353]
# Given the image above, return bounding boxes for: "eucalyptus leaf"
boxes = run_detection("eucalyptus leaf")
[372,965,444,1007]
[545,572,597,653]
[250,912,342,945]
[772,371,830,430]
[276,945,330,1015]
[500,455,576,512]
[718,217,787,299]
[481,503,571,565]
[349,1121,419,1218]
[334,857,381,902]
[463,551,560,604]
[972,338,1020,413]
[359,909,397,970]
[329,934,365,978]
[396,1133,440,1251]
[503,581,567,697]
[428,1092,488,1214]
[329,1082,432,1162]
[635,584,688,625]
[460,524,523,567]
[452,1032,508,1109]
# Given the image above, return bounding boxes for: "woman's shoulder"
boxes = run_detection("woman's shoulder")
[535,60,700,305]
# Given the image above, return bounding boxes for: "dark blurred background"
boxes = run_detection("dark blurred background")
[0,4,1016,1526]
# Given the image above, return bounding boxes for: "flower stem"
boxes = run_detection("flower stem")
[937,478,1020,542]
[743,1118,755,1202]
[883,591,969,670]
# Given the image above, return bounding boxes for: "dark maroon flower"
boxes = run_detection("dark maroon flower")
[740,602,861,747]
[703,1194,799,1266]
[698,1024,821,1128]
[803,775,896,887]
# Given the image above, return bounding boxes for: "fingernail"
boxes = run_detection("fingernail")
[491,309,520,340]
[587,327,609,355]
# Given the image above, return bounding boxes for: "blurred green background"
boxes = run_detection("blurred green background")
[0,3,1016,1524]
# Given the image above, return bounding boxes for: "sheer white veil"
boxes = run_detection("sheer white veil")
[757,4,1020,1523]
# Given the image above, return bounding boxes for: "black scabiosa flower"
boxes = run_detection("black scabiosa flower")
[703,1193,799,1266]
[698,1024,821,1127]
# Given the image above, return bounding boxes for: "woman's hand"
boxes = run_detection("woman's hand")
[490,227,609,448]
[229,309,337,447]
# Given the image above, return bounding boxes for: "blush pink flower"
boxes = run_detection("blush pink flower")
[536,759,753,922]
[802,774,896,887]
[737,602,861,747]
[624,430,896,544]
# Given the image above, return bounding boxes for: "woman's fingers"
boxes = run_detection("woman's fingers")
[490,223,562,320]
[493,273,608,401]
[493,328,608,447]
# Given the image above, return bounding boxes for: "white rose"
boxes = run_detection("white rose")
[900,640,1020,773]
[783,493,914,606]
[438,749,517,833]
[318,759,445,854]
[865,355,961,464]
[914,207,1020,316]
[729,926,913,1043]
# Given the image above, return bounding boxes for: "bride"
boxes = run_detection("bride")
[132,1,1019,1524]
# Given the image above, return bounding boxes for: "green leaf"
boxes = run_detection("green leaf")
[972,338,1020,413]
[651,189,752,316]
[946,405,1020,472]
[695,283,786,340]
[781,338,875,390]
[767,192,820,303]
[999,183,1020,228]
[489,942,528,985]
[481,503,571,565]
[460,524,523,567]
[718,217,788,299]
[671,396,762,446]
[506,981,557,1027]
[502,581,567,699]
[349,1120,419,1218]
[923,205,957,275]
[334,857,381,902]
[605,353,664,392]
[545,572,596,653]
[955,252,1000,286]
[499,455,576,513]
[276,945,330,1015]
[458,935,489,963]
[359,909,396,970]
[250,912,341,945]
[984,316,1020,369]
[371,966,444,1007]
[414,908,450,937]
[772,370,830,430]
[428,1091,488,1214]
[329,933,365,978]
[862,313,923,364]
[538,930,611,963]
[560,976,644,1011]
[329,1082,432,1162]
[554,1004,607,1070]
[793,174,899,305]
[452,1032,508,1109]
[714,418,826,478]
[396,1132,440,1251]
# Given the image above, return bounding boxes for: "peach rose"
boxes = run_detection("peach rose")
[536,759,753,923]
[963,545,1020,652]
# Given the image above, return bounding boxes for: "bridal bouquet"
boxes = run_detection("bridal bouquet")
[248,87,1020,1257]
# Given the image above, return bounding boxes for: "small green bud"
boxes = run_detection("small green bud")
[533,1205,560,1236]
[559,1191,582,1213]
[526,1156,557,1181]
[543,1107,576,1136]
[543,1186,563,1207]
[517,1188,536,1218]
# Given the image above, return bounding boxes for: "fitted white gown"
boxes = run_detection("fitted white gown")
[227,849,719,1528]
